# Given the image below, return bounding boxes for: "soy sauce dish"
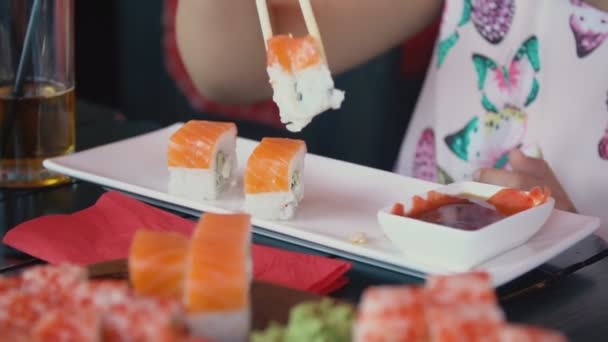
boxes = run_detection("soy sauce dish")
[377,181,555,272]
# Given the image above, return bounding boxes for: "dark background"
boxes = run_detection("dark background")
[74,0,424,171]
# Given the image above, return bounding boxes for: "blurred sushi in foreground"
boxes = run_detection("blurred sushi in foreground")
[353,286,428,341]
[129,229,189,299]
[127,213,253,342]
[353,272,568,342]
[0,263,196,341]
[266,34,344,132]
[167,120,238,201]
[184,213,253,342]
[244,137,307,220]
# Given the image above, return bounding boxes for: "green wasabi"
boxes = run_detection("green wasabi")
[251,299,354,342]
[251,322,286,342]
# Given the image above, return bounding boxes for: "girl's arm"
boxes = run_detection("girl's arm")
[175,0,444,104]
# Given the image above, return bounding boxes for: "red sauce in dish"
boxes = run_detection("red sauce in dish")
[390,186,552,231]
[411,202,506,231]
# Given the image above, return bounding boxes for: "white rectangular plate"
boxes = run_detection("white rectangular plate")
[44,123,600,286]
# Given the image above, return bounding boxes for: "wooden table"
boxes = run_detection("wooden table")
[1,101,607,341]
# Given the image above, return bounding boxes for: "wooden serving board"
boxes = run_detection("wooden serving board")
[87,259,348,330]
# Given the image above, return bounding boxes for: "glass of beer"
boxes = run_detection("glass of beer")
[0,0,75,188]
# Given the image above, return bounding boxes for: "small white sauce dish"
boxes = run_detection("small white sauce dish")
[378,181,555,272]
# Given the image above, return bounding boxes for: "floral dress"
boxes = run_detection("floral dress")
[395,0,608,229]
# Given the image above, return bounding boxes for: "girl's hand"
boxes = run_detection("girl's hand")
[473,149,577,212]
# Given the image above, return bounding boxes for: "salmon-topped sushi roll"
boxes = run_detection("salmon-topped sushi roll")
[266,35,344,132]
[167,120,237,201]
[244,138,306,220]
[183,213,252,342]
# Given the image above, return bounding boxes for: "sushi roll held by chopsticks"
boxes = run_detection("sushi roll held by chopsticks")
[167,120,238,201]
[256,0,345,132]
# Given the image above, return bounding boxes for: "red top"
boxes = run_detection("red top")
[163,0,439,127]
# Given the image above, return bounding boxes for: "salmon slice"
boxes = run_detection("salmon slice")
[488,186,551,216]
[129,230,189,299]
[244,138,307,194]
[391,191,470,218]
[167,120,237,169]
[183,213,251,313]
[267,35,323,73]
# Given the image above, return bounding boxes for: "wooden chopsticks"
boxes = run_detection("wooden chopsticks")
[255,0,274,50]
[296,0,327,61]
[255,0,327,62]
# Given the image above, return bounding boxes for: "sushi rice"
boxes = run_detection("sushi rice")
[268,61,344,133]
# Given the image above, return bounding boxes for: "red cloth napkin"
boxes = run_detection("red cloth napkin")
[2,191,351,295]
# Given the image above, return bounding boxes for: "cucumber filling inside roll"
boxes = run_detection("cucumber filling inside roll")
[291,170,304,203]
[215,151,232,189]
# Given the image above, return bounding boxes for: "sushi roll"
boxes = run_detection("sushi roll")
[102,296,184,341]
[425,302,505,341]
[244,137,307,220]
[425,272,505,342]
[183,213,252,342]
[425,271,498,306]
[32,308,101,342]
[128,229,190,299]
[21,263,87,293]
[167,120,238,201]
[353,286,428,342]
[266,35,344,132]
[0,264,190,341]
